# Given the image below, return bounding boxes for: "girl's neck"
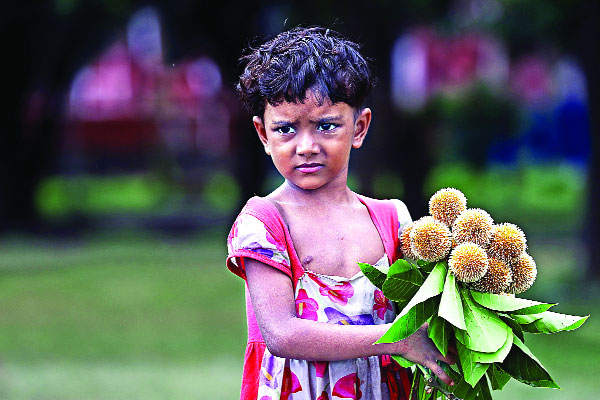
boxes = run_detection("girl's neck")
[272,180,357,208]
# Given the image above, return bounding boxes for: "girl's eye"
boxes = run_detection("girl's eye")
[275,126,296,135]
[317,123,337,132]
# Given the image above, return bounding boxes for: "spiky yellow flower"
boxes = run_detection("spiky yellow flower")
[506,253,537,294]
[452,208,494,247]
[400,223,417,260]
[470,258,512,294]
[429,188,467,227]
[410,216,452,262]
[487,223,527,264]
[448,242,489,282]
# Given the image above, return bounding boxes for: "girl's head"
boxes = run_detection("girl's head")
[237,26,375,118]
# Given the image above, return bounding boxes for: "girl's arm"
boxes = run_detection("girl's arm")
[245,258,455,385]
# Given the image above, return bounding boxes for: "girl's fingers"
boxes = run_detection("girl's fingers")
[427,361,454,386]
[441,344,458,364]
[437,352,456,365]
[447,345,458,357]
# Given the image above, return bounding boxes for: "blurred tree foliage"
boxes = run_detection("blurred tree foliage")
[433,84,519,168]
[1,0,598,278]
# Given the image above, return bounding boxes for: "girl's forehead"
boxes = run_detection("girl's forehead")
[264,94,354,121]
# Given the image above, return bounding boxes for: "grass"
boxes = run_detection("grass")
[0,231,597,399]
[0,231,246,399]
[0,359,241,400]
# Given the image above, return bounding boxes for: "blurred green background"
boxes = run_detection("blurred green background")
[0,223,598,399]
[1,0,598,399]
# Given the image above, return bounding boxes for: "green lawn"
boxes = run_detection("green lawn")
[0,231,246,399]
[0,231,597,399]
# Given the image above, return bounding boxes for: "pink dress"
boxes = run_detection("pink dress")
[226,194,413,400]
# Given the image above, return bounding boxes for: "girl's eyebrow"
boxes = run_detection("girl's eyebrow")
[269,115,343,126]
[311,115,344,123]
[270,119,296,126]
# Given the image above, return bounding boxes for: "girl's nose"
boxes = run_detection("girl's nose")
[296,132,320,155]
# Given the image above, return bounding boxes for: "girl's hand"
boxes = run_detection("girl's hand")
[395,323,457,386]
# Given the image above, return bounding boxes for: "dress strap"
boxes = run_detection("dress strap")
[355,194,403,264]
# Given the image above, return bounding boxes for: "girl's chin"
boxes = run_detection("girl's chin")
[285,179,343,192]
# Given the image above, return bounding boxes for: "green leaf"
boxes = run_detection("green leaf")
[499,314,525,342]
[428,315,451,357]
[381,259,424,303]
[465,375,492,400]
[417,368,428,400]
[520,311,589,334]
[439,270,466,330]
[499,334,561,389]
[487,364,511,391]
[391,354,415,368]
[508,313,545,325]
[511,303,558,315]
[417,259,432,267]
[417,259,435,273]
[477,376,493,400]
[455,289,510,353]
[439,363,474,399]
[457,340,490,387]
[471,330,513,364]
[410,367,422,400]
[398,261,447,315]
[470,291,555,314]
[376,296,439,343]
[357,262,387,290]
[412,365,433,400]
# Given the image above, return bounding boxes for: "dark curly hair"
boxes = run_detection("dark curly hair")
[237,26,375,117]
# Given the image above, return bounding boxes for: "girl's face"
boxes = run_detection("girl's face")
[253,91,371,192]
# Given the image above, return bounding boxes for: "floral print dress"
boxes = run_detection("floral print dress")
[227,196,413,400]
[259,258,398,400]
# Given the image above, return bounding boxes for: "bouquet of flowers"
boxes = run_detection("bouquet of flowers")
[359,188,588,400]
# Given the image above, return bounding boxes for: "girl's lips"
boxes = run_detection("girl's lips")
[296,163,323,173]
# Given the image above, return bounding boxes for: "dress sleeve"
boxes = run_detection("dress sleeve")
[226,213,292,281]
[389,199,413,238]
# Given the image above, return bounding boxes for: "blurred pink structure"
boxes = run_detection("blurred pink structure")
[65,6,231,166]
[391,27,509,111]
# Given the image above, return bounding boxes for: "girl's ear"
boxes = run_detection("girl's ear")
[352,107,372,149]
[253,116,271,155]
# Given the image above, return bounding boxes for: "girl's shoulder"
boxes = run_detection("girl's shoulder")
[226,196,299,282]
[229,196,286,247]
[354,193,412,231]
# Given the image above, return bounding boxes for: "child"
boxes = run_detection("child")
[227,26,455,400]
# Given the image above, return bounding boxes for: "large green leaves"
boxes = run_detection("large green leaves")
[470,291,555,315]
[499,314,525,342]
[440,364,475,399]
[499,334,560,389]
[455,289,510,353]
[417,260,436,273]
[376,296,439,343]
[399,261,447,314]
[519,311,589,333]
[469,376,493,400]
[428,315,452,357]
[457,340,490,387]
[377,262,447,344]
[357,262,387,290]
[471,330,513,364]
[439,364,493,400]
[381,259,424,304]
[487,364,511,391]
[391,354,415,368]
[508,313,544,325]
[439,270,466,330]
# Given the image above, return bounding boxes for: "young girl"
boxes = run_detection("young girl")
[227,27,455,400]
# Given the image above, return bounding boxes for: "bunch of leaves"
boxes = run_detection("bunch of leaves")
[358,259,588,400]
